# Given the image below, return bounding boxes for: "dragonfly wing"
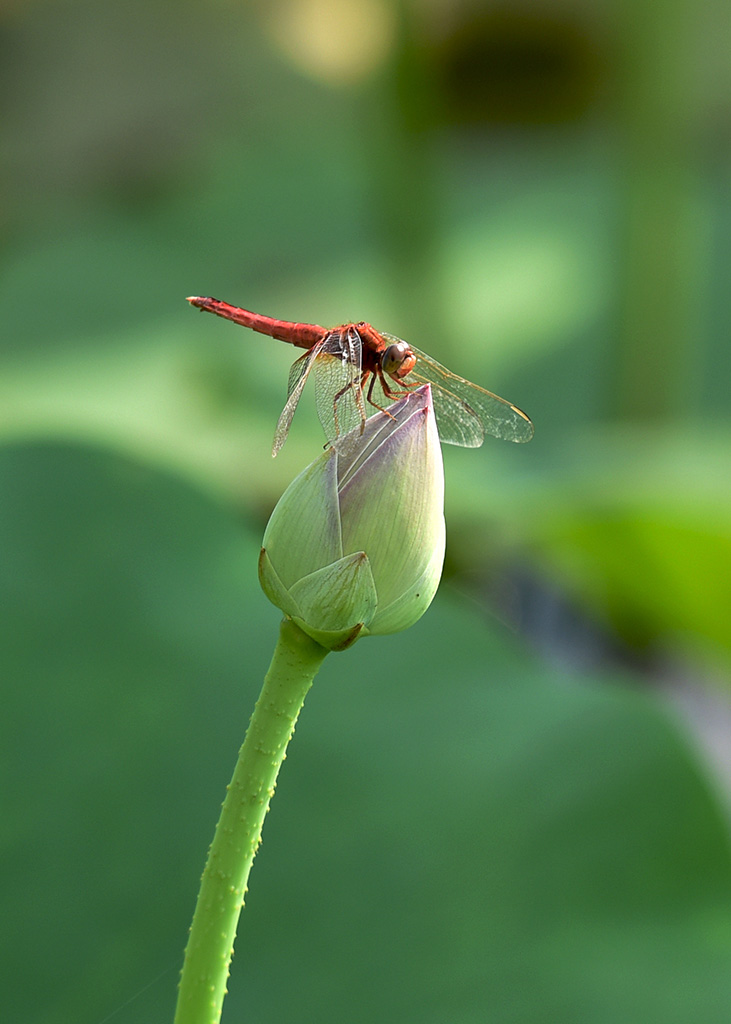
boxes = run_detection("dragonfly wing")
[272,340,326,456]
[402,341,534,446]
[314,327,365,445]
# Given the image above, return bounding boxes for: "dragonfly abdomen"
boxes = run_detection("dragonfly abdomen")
[186,297,327,350]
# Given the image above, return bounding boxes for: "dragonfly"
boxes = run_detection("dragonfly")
[187,296,534,456]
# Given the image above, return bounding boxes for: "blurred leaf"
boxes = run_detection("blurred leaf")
[546,512,731,656]
[2,440,730,1024]
[446,428,731,662]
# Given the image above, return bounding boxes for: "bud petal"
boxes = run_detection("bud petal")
[335,387,445,634]
[363,547,444,636]
[289,551,377,631]
[258,547,301,620]
[262,452,343,588]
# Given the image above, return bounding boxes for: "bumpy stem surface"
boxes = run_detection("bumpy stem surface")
[174,618,328,1024]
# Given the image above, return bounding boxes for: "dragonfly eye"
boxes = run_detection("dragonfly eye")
[382,342,416,379]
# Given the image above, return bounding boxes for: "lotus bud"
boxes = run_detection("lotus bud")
[259,385,446,651]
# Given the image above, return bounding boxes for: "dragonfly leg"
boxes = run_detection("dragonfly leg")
[365,369,397,419]
[374,366,412,405]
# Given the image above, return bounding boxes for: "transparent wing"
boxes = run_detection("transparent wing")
[314,326,366,445]
[272,339,326,456]
[382,334,534,446]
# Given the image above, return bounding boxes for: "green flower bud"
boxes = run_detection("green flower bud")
[259,385,446,651]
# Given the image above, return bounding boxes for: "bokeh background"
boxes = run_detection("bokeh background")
[2,1,731,1021]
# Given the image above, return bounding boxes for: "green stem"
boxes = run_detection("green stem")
[174,617,329,1024]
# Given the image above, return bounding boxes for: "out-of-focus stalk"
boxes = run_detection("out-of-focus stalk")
[614,0,707,421]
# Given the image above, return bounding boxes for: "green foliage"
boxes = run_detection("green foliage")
[445,431,731,661]
[2,441,730,1023]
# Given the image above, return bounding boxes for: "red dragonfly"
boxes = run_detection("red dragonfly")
[187,296,534,456]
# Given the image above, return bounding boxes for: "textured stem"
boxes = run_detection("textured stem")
[174,618,329,1024]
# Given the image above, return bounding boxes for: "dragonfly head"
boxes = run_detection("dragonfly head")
[381,340,417,381]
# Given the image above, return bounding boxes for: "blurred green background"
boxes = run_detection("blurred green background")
[2,1,731,1021]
